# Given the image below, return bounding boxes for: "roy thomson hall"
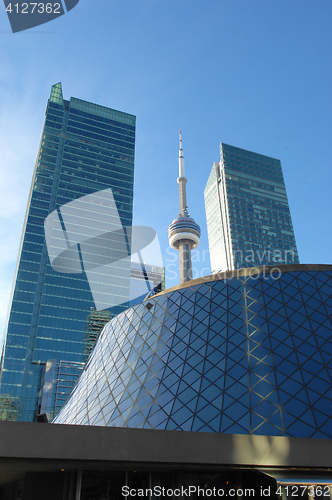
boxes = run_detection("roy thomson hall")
[1,265,332,498]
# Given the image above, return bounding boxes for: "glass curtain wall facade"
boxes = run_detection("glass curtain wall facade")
[0,83,136,422]
[50,264,165,417]
[204,143,299,273]
[83,309,112,362]
[54,265,332,439]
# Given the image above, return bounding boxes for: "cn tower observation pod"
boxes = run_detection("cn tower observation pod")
[54,264,332,439]
[168,216,201,250]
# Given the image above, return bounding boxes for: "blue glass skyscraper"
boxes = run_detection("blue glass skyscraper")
[0,83,136,421]
[204,143,299,273]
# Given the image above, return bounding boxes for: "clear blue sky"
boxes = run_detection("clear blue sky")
[0,0,331,342]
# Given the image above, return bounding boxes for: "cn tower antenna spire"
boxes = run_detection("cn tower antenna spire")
[177,129,188,216]
[168,131,201,283]
[179,129,185,179]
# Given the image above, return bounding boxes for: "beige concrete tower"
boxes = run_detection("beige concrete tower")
[168,131,201,283]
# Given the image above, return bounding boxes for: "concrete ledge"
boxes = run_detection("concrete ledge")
[1,421,332,468]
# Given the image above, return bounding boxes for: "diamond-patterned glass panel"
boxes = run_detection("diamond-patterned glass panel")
[54,269,332,439]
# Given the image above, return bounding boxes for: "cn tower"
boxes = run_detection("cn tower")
[168,131,201,283]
